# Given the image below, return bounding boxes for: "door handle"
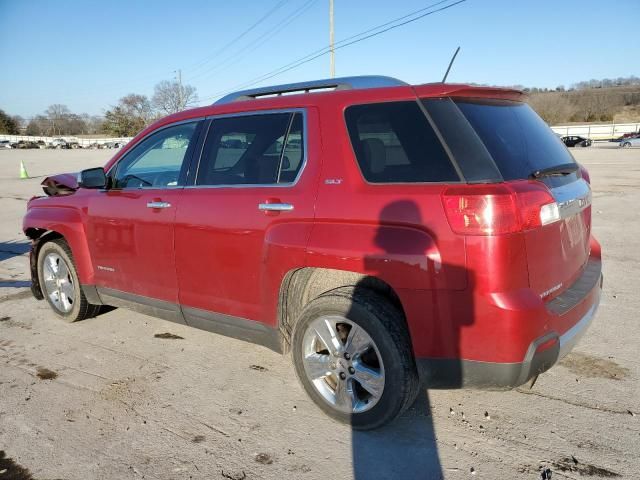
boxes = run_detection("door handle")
[258,203,294,212]
[146,201,171,209]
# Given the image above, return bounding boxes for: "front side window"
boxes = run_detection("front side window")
[112,122,197,189]
[345,101,459,183]
[196,112,304,186]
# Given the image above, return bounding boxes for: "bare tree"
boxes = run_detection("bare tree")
[45,104,71,135]
[152,80,198,115]
[26,115,49,136]
[11,115,25,133]
[528,92,575,124]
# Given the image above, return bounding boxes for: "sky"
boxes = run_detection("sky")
[0,0,638,118]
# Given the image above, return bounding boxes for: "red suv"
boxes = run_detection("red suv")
[24,76,602,429]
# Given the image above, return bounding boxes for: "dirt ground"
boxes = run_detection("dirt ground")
[0,145,638,480]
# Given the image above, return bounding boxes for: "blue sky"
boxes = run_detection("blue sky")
[1,0,638,118]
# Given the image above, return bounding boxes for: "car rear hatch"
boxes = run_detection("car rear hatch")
[422,96,592,301]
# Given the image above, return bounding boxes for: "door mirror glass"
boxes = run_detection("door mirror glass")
[79,167,107,189]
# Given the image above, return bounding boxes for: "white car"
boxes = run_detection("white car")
[49,138,68,148]
[0,140,12,149]
[620,136,640,148]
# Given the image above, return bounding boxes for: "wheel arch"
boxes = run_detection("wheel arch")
[278,267,409,353]
[25,228,64,300]
[24,207,95,285]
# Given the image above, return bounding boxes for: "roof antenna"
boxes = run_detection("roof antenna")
[442,46,461,83]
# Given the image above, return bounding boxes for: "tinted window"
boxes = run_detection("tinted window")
[422,98,501,183]
[452,99,575,181]
[345,102,459,183]
[197,112,304,186]
[113,122,197,189]
[278,113,304,183]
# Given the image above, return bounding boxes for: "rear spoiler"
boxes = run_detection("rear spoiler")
[412,83,525,102]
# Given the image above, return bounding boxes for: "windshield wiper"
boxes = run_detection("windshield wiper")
[529,163,578,179]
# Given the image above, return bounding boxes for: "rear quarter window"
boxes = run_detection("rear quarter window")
[345,101,459,183]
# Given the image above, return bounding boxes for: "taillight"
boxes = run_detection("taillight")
[578,163,590,183]
[442,181,560,235]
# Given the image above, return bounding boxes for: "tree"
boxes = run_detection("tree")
[103,94,154,137]
[12,115,25,133]
[528,92,575,125]
[0,109,19,134]
[26,115,49,136]
[45,104,71,135]
[152,80,198,115]
[83,114,104,135]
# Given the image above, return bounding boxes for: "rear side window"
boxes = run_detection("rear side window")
[448,98,575,181]
[196,112,304,186]
[345,102,459,183]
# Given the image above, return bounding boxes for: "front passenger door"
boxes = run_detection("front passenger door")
[86,121,201,304]
[174,110,317,325]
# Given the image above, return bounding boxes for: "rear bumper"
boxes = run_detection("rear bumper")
[416,271,602,389]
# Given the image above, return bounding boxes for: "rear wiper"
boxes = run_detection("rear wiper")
[529,163,578,179]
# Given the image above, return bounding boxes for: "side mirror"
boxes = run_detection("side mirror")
[78,167,107,189]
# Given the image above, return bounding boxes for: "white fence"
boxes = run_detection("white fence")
[2,122,639,146]
[551,122,640,140]
[0,134,133,147]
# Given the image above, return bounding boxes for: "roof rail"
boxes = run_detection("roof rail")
[214,75,408,105]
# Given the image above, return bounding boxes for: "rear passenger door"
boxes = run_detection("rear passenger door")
[174,109,319,327]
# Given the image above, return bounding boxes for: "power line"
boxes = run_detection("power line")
[184,0,291,76]
[185,0,319,83]
[35,2,291,103]
[200,0,467,103]
[223,0,465,92]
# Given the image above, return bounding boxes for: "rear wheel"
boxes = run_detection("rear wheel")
[291,287,419,430]
[623,142,632,148]
[37,239,100,322]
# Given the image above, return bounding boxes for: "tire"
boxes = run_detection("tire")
[37,239,100,322]
[291,287,419,430]
[623,142,632,148]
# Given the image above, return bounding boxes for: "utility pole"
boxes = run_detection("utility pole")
[175,69,184,110]
[329,0,335,78]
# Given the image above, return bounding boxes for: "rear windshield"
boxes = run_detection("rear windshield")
[344,102,459,183]
[423,98,575,181]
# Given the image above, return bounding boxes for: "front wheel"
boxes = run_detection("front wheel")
[291,287,419,430]
[623,142,632,148]
[37,239,100,322]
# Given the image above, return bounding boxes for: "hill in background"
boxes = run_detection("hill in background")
[523,76,640,125]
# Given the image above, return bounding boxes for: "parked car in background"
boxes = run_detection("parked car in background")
[612,131,639,142]
[561,135,592,147]
[11,140,41,149]
[620,136,640,148]
[0,140,12,149]
[49,138,69,149]
[23,75,602,429]
[105,141,127,149]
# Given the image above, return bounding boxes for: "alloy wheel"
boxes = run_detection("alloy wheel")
[301,315,385,414]
[42,252,75,313]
